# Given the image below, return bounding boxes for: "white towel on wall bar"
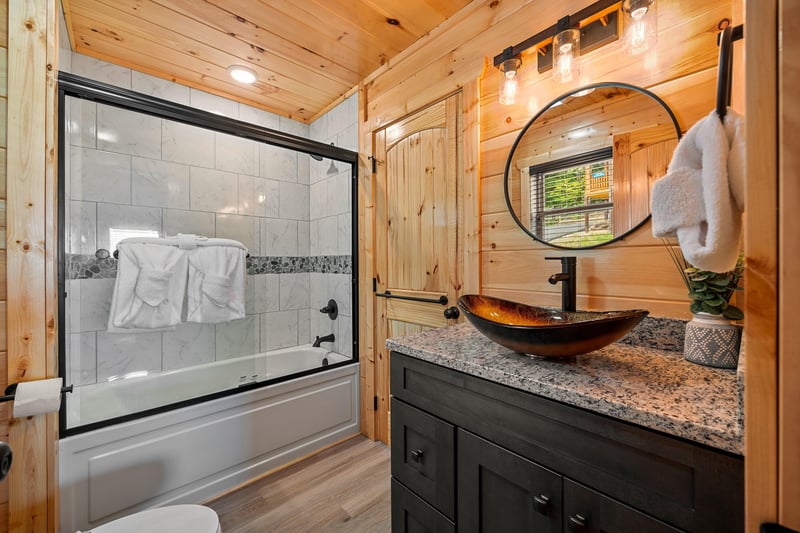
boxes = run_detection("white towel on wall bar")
[186,245,247,324]
[107,242,188,332]
[651,108,745,273]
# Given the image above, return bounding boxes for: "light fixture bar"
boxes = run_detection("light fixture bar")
[538,10,619,73]
[492,0,621,68]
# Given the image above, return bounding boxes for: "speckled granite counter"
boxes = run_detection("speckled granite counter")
[387,322,743,455]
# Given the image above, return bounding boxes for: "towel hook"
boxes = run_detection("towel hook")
[716,22,744,123]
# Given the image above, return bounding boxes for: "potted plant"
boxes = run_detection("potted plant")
[666,243,744,369]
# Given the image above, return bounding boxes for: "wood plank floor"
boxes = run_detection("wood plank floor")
[206,436,391,532]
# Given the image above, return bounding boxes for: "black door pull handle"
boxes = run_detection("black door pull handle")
[532,494,550,515]
[568,514,587,532]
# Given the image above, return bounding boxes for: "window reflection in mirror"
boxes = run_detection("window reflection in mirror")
[504,83,681,249]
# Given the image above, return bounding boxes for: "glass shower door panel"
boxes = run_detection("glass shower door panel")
[63,96,260,429]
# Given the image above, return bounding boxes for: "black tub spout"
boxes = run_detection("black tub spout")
[313,333,335,348]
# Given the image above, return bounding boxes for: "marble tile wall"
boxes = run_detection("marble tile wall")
[308,95,358,360]
[61,50,356,387]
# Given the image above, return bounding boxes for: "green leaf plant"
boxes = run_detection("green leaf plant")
[663,240,745,321]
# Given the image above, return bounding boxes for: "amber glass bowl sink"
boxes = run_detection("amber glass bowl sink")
[457,295,649,357]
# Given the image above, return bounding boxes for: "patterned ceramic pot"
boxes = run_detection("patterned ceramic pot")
[684,312,742,369]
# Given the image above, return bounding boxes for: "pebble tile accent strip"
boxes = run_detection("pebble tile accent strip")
[67,253,352,279]
[387,321,743,455]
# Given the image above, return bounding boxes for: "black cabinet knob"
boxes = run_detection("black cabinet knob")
[568,514,587,532]
[444,306,460,319]
[532,494,550,515]
[410,449,424,463]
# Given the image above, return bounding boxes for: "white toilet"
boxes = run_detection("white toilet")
[87,504,221,533]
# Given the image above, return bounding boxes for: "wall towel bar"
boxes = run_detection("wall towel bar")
[375,290,448,305]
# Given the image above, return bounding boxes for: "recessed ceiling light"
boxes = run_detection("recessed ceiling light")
[228,65,257,84]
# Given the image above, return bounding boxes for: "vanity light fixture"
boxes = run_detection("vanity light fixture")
[227,65,258,84]
[552,17,580,84]
[497,54,522,105]
[492,0,620,104]
[622,0,657,55]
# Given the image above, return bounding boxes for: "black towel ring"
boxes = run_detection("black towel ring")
[716,23,744,123]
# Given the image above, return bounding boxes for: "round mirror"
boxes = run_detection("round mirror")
[504,82,681,249]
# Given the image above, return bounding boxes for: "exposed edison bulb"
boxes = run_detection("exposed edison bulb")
[557,44,574,82]
[500,71,518,105]
[552,29,580,84]
[623,0,657,55]
[498,57,522,105]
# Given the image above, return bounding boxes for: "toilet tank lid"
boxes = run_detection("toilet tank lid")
[88,504,220,533]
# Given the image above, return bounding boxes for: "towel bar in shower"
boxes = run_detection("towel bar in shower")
[95,248,250,260]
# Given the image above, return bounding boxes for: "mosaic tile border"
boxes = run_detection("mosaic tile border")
[67,253,352,279]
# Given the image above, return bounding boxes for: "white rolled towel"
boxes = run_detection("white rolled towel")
[108,242,188,331]
[186,245,246,324]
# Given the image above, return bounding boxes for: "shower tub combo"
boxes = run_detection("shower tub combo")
[58,73,361,533]
[59,345,358,532]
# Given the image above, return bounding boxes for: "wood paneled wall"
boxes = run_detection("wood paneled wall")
[478,1,740,319]
[779,1,800,526]
[5,0,59,532]
[0,0,8,530]
[360,0,742,334]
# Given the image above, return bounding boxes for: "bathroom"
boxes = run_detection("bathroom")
[0,0,797,532]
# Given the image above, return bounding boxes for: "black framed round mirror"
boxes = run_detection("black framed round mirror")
[504,82,681,249]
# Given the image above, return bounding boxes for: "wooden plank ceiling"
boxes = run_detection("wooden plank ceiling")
[61,0,472,122]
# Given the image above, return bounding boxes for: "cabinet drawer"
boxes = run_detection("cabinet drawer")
[392,478,455,533]
[564,479,682,533]
[458,429,562,533]
[391,398,455,519]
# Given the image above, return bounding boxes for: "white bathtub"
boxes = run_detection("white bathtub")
[59,346,358,533]
[66,344,350,428]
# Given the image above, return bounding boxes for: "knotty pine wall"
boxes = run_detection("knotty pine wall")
[5,0,59,531]
[0,0,8,529]
[360,0,742,321]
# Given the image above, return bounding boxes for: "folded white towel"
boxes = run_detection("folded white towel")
[651,108,745,272]
[108,242,188,331]
[186,245,246,324]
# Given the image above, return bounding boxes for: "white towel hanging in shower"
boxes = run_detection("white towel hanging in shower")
[185,245,247,324]
[107,241,188,331]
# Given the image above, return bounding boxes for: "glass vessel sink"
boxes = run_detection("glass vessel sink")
[458,294,649,357]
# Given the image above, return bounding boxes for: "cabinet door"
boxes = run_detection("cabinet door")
[391,398,456,519]
[564,479,682,533]
[392,479,455,533]
[458,429,562,533]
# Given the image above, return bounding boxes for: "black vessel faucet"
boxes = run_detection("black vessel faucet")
[546,256,577,312]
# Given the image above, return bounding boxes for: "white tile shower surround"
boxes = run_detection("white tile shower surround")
[62,49,357,385]
[66,272,352,385]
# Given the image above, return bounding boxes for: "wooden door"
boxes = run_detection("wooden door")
[373,93,463,444]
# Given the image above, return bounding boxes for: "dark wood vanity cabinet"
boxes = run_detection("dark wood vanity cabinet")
[390,351,744,533]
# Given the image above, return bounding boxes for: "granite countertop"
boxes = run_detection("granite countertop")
[386,322,743,455]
